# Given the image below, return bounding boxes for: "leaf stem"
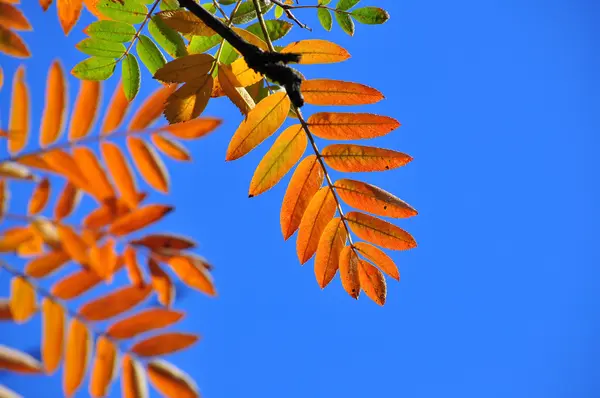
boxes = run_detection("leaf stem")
[119,0,162,62]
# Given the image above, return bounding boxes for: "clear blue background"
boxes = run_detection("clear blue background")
[1,1,599,397]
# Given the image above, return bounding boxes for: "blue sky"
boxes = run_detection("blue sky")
[1,1,599,397]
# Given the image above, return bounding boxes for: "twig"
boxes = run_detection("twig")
[270,0,311,30]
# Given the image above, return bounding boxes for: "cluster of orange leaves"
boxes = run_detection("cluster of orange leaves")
[0,60,221,397]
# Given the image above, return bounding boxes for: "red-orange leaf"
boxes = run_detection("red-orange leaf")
[308,113,399,140]
[123,245,145,286]
[78,284,152,321]
[63,318,90,396]
[0,26,30,58]
[25,250,70,278]
[358,259,387,305]
[51,269,102,300]
[301,79,384,106]
[322,144,412,172]
[249,124,307,197]
[129,85,176,131]
[226,92,290,161]
[281,39,350,64]
[57,224,88,264]
[296,186,337,264]
[73,146,116,202]
[161,117,221,140]
[40,60,67,147]
[346,211,417,250]
[354,242,399,281]
[57,0,83,35]
[0,345,43,374]
[339,245,360,298]
[90,336,117,398]
[42,149,89,191]
[10,276,36,323]
[151,134,191,161]
[147,360,199,398]
[167,255,216,296]
[148,258,174,307]
[131,234,196,251]
[28,177,50,215]
[107,308,184,340]
[109,204,173,236]
[0,300,11,320]
[131,333,199,357]
[280,155,324,240]
[0,3,32,30]
[40,0,54,11]
[335,179,417,218]
[101,141,139,209]
[54,182,81,220]
[41,298,65,374]
[8,65,29,154]
[101,81,131,134]
[314,217,347,288]
[68,79,100,141]
[122,355,149,398]
[127,136,169,193]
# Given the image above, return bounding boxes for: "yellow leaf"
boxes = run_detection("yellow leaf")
[345,211,417,250]
[314,218,347,288]
[301,79,384,106]
[101,81,131,134]
[131,332,199,357]
[154,53,214,83]
[230,57,262,87]
[127,136,169,193]
[164,75,213,124]
[68,80,101,141]
[156,9,215,36]
[9,276,36,323]
[0,3,32,30]
[54,182,81,220]
[147,360,199,398]
[322,144,412,172]
[308,113,400,139]
[57,224,88,264]
[129,84,176,131]
[41,298,65,374]
[63,319,91,396]
[335,179,417,219]
[217,63,255,114]
[226,92,290,161]
[8,65,29,154]
[107,308,184,340]
[57,0,83,35]
[339,245,360,298]
[249,124,306,197]
[28,177,50,215]
[101,141,139,209]
[89,337,118,398]
[358,259,387,305]
[79,284,152,321]
[73,146,116,202]
[161,117,221,140]
[354,242,399,281]
[25,250,70,278]
[280,155,324,240]
[0,25,30,58]
[0,345,43,374]
[232,27,268,51]
[151,134,191,161]
[148,258,175,307]
[40,60,67,147]
[282,39,350,64]
[167,255,216,296]
[296,186,337,264]
[122,355,149,398]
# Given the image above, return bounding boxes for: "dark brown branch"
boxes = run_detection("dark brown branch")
[177,0,305,107]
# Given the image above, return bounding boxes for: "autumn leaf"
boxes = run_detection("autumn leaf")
[307,113,399,140]
[322,144,412,172]
[148,258,175,307]
[57,0,83,35]
[52,269,104,300]
[8,65,29,155]
[282,39,350,64]
[28,178,51,215]
[339,246,360,298]
[167,255,216,296]
[107,308,184,340]
[89,337,117,397]
[73,146,116,202]
[127,136,170,193]
[101,141,140,209]
[346,211,417,250]
[122,355,149,398]
[161,117,221,140]
[68,80,101,141]
[40,61,67,147]
[57,224,88,265]
[78,284,152,321]
[358,259,387,305]
[129,84,176,131]
[131,234,196,251]
[0,345,43,374]
[154,53,214,83]
[335,179,417,218]
[64,318,91,396]
[54,182,81,220]
[147,360,199,398]
[296,187,337,264]
[41,298,65,374]
[9,276,36,323]
[109,204,173,236]
[131,333,199,357]
[217,63,255,114]
[151,134,191,161]
[164,75,214,123]
[0,3,32,31]
[354,242,399,281]
[25,250,70,278]
[314,217,347,288]
[301,79,384,106]
[156,9,215,36]
[101,81,131,134]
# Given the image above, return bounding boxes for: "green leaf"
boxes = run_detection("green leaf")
[351,7,389,24]
[188,35,221,54]
[335,11,354,36]
[275,5,283,19]
[231,0,274,24]
[148,16,187,58]
[246,20,293,42]
[122,54,141,101]
[219,41,240,65]
[76,38,126,58]
[160,0,181,11]
[136,35,167,75]
[97,0,147,24]
[317,8,333,31]
[336,0,360,11]
[71,57,117,81]
[319,0,332,4]
[84,21,136,43]
[219,0,238,4]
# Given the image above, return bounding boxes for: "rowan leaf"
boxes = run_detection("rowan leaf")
[101,81,131,134]
[28,178,50,215]
[323,145,411,173]
[154,54,214,83]
[57,225,88,264]
[129,84,176,130]
[217,63,256,115]
[137,34,166,75]
[101,141,140,209]
[335,10,355,36]
[352,7,390,24]
[84,20,137,42]
[107,308,184,340]
[76,37,126,57]
[335,179,417,219]
[128,136,169,193]
[40,61,67,147]
[167,255,216,296]
[339,245,360,298]
[41,298,65,374]
[230,57,262,87]
[68,79,101,141]
[161,117,221,139]
[122,355,149,398]
[314,217,347,288]
[246,19,292,42]
[0,25,30,58]
[353,242,399,281]
[231,0,273,24]
[131,234,196,251]
[346,211,417,250]
[109,204,174,236]
[147,360,199,398]
[297,186,338,264]
[122,53,141,101]
[9,276,36,323]
[63,319,91,396]
[164,75,213,123]
[131,332,199,357]
[8,65,29,155]
[317,8,332,31]
[79,284,152,321]
[148,258,175,307]
[89,337,118,397]
[97,0,147,24]
[188,34,220,54]
[51,269,103,300]
[358,259,386,305]
[156,9,215,36]
[308,113,399,140]
[72,146,116,202]
[0,345,43,373]
[42,149,90,191]
[151,134,191,161]
[282,39,350,64]
[54,182,81,220]
[71,56,117,80]
[148,15,187,58]
[301,79,384,106]
[57,0,83,35]
[0,3,31,31]
[89,238,118,280]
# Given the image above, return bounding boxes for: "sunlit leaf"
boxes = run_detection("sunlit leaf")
[68,80,101,141]
[129,84,176,130]
[57,224,88,264]
[137,34,167,75]
[147,360,199,398]
[131,234,196,251]
[149,15,187,58]
[148,258,174,307]
[101,81,131,134]
[40,61,67,147]
[79,284,152,321]
[25,250,70,278]
[8,65,29,155]
[89,238,118,280]
[339,245,360,298]
[167,255,216,296]
[76,37,126,57]
[297,186,337,264]
[151,134,191,161]
[317,8,332,31]
[156,9,215,36]
[282,39,349,64]
[73,146,116,203]
[0,26,30,58]
[301,79,384,106]
[346,211,417,250]
[0,3,32,30]
[128,136,169,193]
[161,117,221,139]
[358,259,386,305]
[164,75,213,123]
[71,56,117,80]
[41,298,64,374]
[109,204,173,236]
[122,53,141,101]
[28,177,50,215]
[51,269,103,300]
[107,308,184,339]
[54,182,81,220]
[335,179,417,218]
[314,217,347,288]
[57,0,83,34]
[101,141,139,209]
[97,0,147,24]
[308,113,399,140]
[352,7,390,24]
[217,63,255,115]
[131,332,199,357]
[9,276,36,323]
[335,10,355,36]
[84,20,137,42]
[63,319,91,396]
[89,337,118,397]
[0,345,43,373]
[122,355,149,398]
[322,144,411,172]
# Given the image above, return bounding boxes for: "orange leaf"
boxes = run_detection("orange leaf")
[109,204,173,236]
[25,250,70,278]
[0,299,12,320]
[296,187,337,264]
[358,259,387,305]
[28,177,50,215]
[9,276,36,323]
[217,63,255,114]
[131,332,199,357]
[63,318,90,396]
[40,0,54,12]
[57,224,88,264]
[230,57,262,87]
[83,198,132,229]
[0,25,30,58]
[354,242,399,281]
[42,149,89,190]
[54,182,81,220]
[129,85,176,131]
[0,3,32,30]
[0,226,33,253]
[101,141,139,209]
[8,65,29,154]
[127,136,169,193]
[123,245,145,286]
[249,124,307,197]
[78,284,152,321]
[0,179,6,221]
[131,234,196,251]
[151,134,191,161]
[0,345,43,374]
[280,155,324,240]
[314,218,347,288]
[107,308,184,340]
[164,76,213,124]
[89,238,118,280]
[307,113,400,140]
[335,179,417,219]
[40,60,67,147]
[57,0,83,34]
[339,245,360,298]
[161,117,221,140]
[51,263,123,300]
[147,360,199,398]
[167,255,216,296]
[68,79,101,141]
[149,258,175,307]
[101,81,131,134]
[89,337,117,398]
[41,298,65,374]
[346,211,417,250]
[301,79,384,106]
[282,39,350,64]
[226,92,290,161]
[122,355,149,398]
[73,146,116,202]
[322,144,412,172]
[154,53,214,83]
